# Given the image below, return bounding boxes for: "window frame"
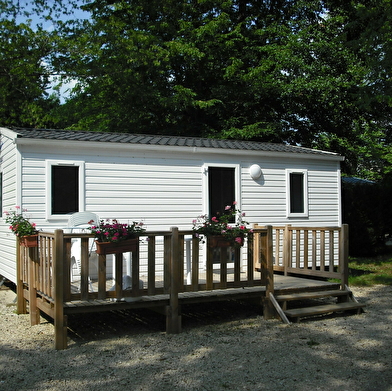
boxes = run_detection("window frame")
[45,160,85,220]
[202,163,241,217]
[286,169,309,218]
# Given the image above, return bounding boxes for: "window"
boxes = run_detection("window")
[286,169,308,217]
[46,160,85,218]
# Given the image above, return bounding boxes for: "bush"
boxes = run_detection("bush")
[342,176,392,256]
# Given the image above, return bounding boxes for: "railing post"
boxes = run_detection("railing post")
[53,229,67,350]
[263,225,275,319]
[340,224,349,288]
[16,237,27,314]
[283,225,291,276]
[28,246,40,326]
[166,227,181,334]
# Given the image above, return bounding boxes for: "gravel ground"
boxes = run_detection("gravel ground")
[0,283,391,391]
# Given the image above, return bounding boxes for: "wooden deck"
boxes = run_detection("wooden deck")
[61,274,342,318]
[16,225,361,349]
[64,273,341,309]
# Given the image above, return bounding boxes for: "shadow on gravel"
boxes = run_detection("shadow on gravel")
[65,299,262,343]
[1,285,391,391]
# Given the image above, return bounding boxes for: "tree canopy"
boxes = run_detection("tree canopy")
[1,0,392,180]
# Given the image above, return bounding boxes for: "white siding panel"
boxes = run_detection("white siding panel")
[240,159,341,227]
[0,135,19,282]
[84,160,203,230]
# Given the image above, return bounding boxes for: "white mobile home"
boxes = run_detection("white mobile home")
[0,127,344,283]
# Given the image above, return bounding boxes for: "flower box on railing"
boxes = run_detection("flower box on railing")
[207,235,244,248]
[95,237,139,255]
[20,234,39,248]
[208,235,232,248]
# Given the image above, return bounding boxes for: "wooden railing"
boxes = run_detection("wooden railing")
[16,224,348,349]
[16,227,273,347]
[255,224,349,287]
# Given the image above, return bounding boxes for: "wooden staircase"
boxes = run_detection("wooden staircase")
[269,285,365,324]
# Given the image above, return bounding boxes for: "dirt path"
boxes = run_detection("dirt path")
[0,284,391,391]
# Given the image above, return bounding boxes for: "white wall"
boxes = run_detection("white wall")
[0,132,19,281]
[0,130,343,283]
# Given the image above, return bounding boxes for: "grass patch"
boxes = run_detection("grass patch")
[347,253,392,286]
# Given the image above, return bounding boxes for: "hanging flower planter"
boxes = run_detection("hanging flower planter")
[208,235,232,248]
[192,202,251,248]
[4,206,40,245]
[207,235,244,248]
[95,237,139,255]
[20,234,39,248]
[89,218,145,255]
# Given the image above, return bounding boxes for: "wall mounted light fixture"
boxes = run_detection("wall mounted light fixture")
[249,164,262,180]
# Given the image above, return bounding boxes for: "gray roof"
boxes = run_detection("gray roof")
[10,127,340,157]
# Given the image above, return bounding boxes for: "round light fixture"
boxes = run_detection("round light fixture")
[249,164,262,180]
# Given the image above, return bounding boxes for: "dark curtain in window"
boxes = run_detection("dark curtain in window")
[290,173,304,213]
[208,167,235,219]
[52,166,79,214]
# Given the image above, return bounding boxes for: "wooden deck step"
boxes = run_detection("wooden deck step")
[284,301,364,322]
[275,289,350,302]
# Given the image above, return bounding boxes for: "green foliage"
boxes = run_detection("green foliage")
[192,202,252,247]
[88,219,146,243]
[342,175,392,256]
[347,253,392,286]
[0,7,62,127]
[3,0,392,180]
[4,206,38,237]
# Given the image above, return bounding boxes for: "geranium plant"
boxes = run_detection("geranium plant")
[88,219,146,243]
[192,202,252,246]
[4,206,39,237]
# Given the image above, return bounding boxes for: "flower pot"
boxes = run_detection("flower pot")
[95,237,139,255]
[20,234,39,248]
[208,235,232,248]
[207,235,244,248]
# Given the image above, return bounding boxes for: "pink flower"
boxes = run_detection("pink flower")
[235,237,242,244]
[233,201,237,205]
[212,217,218,222]
[225,205,231,210]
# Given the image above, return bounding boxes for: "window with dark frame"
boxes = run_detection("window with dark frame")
[51,166,79,215]
[289,172,305,214]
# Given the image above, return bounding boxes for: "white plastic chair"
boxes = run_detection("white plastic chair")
[69,212,99,290]
[68,212,99,230]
